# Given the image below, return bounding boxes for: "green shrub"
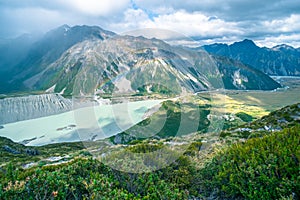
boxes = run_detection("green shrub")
[127,143,164,153]
[236,112,254,122]
[184,141,202,156]
[0,157,188,199]
[196,126,300,199]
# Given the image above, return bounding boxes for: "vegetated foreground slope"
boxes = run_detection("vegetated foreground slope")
[197,126,299,199]
[221,102,300,139]
[0,103,299,199]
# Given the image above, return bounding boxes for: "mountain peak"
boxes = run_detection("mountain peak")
[232,39,257,47]
[54,24,71,32]
[241,39,255,43]
[60,24,70,29]
[272,44,295,51]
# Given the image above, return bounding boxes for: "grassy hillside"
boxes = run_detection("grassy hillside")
[110,100,212,144]
[220,102,300,139]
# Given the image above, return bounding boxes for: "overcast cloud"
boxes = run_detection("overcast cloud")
[0,0,300,47]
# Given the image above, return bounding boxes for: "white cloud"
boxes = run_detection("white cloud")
[262,14,300,33]
[0,7,66,36]
[150,11,241,37]
[255,34,300,48]
[1,0,300,47]
[110,9,242,40]
[108,9,300,48]
[152,6,175,15]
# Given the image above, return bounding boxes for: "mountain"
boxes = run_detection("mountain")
[213,55,281,90]
[19,35,280,95]
[0,34,40,92]
[0,26,280,94]
[0,25,116,93]
[202,39,300,76]
[0,34,38,72]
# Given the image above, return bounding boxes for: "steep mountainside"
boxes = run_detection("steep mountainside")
[1,26,281,94]
[0,25,116,93]
[213,56,281,90]
[25,36,216,95]
[202,39,300,76]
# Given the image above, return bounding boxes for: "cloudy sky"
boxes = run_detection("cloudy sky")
[0,0,300,47]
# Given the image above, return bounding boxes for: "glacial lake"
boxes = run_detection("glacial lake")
[0,100,162,146]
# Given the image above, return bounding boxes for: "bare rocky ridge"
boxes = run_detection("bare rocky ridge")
[0,94,72,124]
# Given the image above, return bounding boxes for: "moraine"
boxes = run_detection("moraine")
[0,98,162,146]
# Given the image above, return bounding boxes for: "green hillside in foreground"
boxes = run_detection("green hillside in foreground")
[198,126,299,199]
[0,126,299,199]
[0,101,300,199]
[221,102,300,139]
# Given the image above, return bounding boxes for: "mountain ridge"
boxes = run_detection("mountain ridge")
[202,39,300,76]
[0,25,281,94]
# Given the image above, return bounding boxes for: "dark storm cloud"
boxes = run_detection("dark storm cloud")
[134,0,300,21]
[0,0,131,38]
[0,0,299,47]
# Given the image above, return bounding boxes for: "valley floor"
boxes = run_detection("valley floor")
[0,76,299,199]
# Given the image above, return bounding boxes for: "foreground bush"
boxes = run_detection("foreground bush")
[1,125,299,199]
[196,126,300,199]
[0,157,188,199]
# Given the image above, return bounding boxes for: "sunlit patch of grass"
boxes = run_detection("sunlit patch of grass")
[196,78,300,120]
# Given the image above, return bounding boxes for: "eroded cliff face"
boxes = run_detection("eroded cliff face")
[0,94,72,124]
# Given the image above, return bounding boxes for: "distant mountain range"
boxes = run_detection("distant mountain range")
[202,39,300,76]
[0,25,282,94]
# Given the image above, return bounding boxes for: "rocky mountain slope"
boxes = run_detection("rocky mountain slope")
[213,55,280,90]
[0,94,72,124]
[202,39,300,76]
[1,25,281,95]
[0,25,115,93]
